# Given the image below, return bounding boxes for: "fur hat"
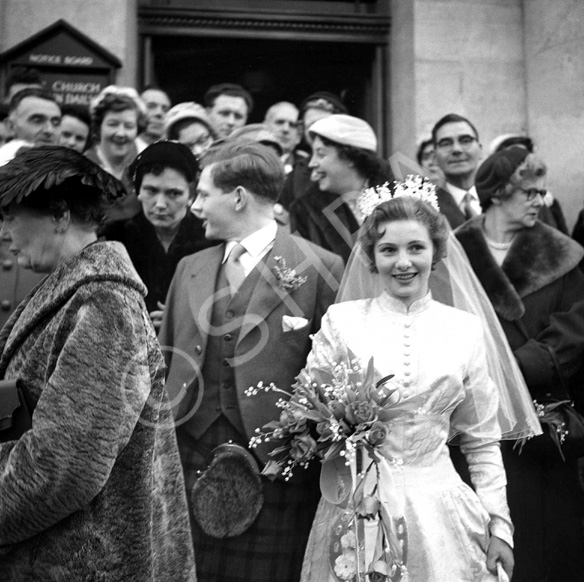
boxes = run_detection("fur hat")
[191,443,264,538]
[309,114,377,152]
[475,145,529,208]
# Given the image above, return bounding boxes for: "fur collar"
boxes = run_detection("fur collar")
[455,217,583,321]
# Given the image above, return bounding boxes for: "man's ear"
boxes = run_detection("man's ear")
[4,115,16,135]
[233,186,248,211]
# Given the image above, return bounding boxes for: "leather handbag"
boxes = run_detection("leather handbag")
[0,379,34,442]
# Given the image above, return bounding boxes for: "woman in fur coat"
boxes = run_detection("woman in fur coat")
[455,146,584,582]
[0,147,196,581]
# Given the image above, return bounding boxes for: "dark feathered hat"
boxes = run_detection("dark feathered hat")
[0,145,125,207]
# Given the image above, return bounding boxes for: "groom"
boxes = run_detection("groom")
[159,140,344,581]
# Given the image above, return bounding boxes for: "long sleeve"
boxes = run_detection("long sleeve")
[453,327,514,548]
[0,289,152,544]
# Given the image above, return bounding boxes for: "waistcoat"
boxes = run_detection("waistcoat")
[185,261,264,440]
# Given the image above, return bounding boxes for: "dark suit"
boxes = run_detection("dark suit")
[159,227,344,581]
[436,186,467,229]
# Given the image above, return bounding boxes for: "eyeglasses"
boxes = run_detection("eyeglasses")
[184,133,213,153]
[518,187,546,201]
[435,135,477,151]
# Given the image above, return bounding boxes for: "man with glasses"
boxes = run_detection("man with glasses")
[431,113,483,227]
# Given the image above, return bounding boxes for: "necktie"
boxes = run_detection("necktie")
[224,243,247,293]
[462,192,477,220]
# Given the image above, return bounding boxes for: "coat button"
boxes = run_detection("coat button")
[194,345,202,355]
[215,405,222,411]
[222,382,231,390]
[224,333,233,342]
[226,311,234,320]
[222,358,230,367]
[0,300,11,311]
[2,259,13,270]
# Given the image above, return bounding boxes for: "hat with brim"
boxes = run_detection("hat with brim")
[309,114,377,152]
[164,102,214,136]
[475,145,529,209]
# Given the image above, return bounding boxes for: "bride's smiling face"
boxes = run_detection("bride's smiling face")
[374,219,434,307]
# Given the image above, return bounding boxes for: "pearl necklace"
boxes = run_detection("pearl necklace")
[484,235,514,251]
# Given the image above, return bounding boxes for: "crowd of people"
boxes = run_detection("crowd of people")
[0,64,583,582]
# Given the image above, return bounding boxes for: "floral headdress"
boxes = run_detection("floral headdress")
[357,174,440,218]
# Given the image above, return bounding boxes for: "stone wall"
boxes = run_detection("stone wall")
[524,0,584,229]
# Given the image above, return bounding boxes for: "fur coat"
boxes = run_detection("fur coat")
[0,242,195,581]
[455,217,584,401]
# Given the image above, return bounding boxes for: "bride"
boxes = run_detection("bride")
[299,184,540,582]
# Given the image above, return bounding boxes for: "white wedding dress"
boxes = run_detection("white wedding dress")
[300,292,512,582]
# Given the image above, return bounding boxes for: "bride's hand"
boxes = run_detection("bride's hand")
[486,535,513,579]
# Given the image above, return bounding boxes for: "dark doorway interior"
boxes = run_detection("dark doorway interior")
[149,35,377,122]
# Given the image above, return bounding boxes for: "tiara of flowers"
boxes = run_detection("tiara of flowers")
[357,174,440,218]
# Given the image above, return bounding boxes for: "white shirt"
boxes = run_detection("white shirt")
[0,139,32,167]
[446,183,482,216]
[222,221,278,277]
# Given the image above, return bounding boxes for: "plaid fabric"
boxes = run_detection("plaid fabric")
[177,418,321,582]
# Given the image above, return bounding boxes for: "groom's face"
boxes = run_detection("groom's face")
[191,164,238,240]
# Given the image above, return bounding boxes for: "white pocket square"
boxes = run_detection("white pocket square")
[282,315,309,332]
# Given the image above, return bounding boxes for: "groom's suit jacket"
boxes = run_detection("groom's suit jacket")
[159,227,344,464]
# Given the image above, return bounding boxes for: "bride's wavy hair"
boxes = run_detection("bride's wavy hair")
[359,196,449,273]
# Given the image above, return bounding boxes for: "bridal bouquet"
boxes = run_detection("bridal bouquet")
[246,354,398,480]
[246,352,408,581]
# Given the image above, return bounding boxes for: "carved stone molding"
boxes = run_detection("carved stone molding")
[139,9,390,42]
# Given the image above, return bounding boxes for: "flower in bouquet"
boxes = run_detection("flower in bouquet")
[246,354,400,481]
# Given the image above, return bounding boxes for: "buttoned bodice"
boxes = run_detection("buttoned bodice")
[307,293,502,465]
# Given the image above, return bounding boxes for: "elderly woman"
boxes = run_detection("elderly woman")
[0,147,195,580]
[289,113,393,263]
[85,86,147,222]
[455,145,584,582]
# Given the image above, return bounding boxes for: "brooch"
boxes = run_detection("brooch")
[272,256,307,292]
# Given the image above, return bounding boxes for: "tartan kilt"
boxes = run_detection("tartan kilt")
[177,417,321,582]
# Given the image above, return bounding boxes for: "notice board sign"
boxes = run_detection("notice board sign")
[0,19,121,105]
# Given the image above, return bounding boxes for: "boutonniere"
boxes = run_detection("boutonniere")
[272,256,307,291]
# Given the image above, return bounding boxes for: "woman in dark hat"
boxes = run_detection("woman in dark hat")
[0,146,195,580]
[103,140,219,328]
[455,145,584,582]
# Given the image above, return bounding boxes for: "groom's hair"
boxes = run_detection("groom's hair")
[201,141,284,203]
